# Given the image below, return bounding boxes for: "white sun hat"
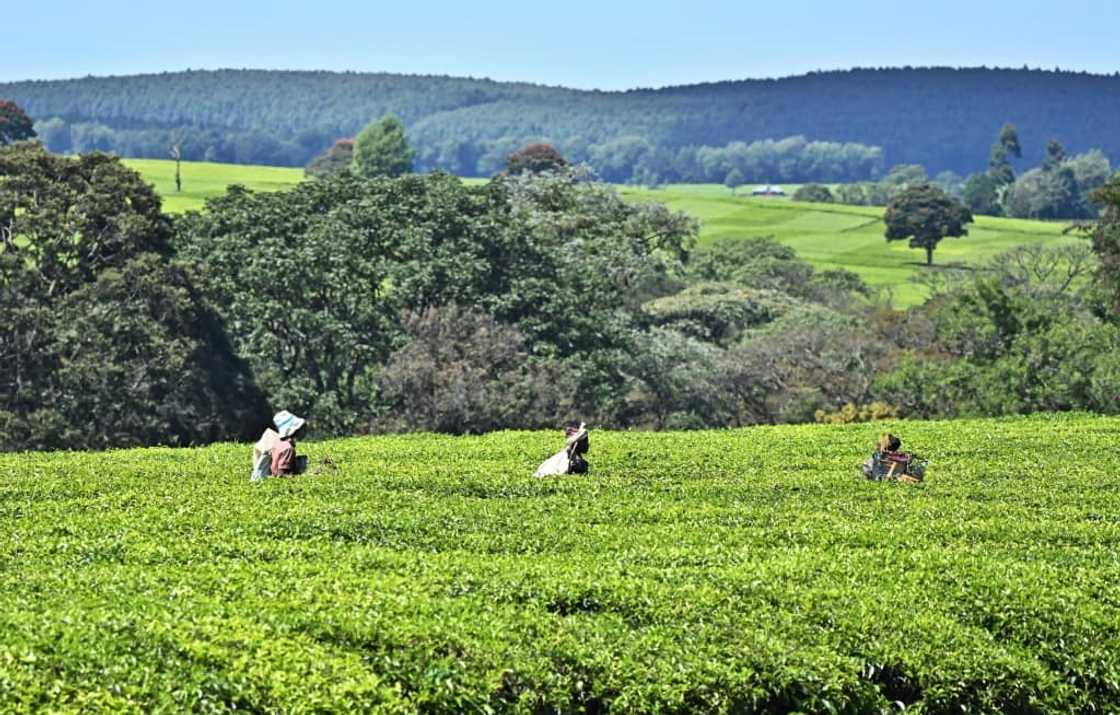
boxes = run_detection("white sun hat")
[273,410,306,438]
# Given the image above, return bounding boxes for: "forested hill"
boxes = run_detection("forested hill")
[4,67,1118,181]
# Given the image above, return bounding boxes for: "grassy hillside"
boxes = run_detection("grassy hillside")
[622,184,1076,305]
[131,159,1076,306]
[3,414,1119,711]
[123,158,303,213]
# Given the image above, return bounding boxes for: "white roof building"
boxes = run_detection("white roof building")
[750,185,786,196]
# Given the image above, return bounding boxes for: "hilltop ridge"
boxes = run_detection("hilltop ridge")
[4,66,1118,179]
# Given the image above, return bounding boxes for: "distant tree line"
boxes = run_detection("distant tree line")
[308,131,882,185]
[5,143,1120,450]
[797,126,1115,222]
[955,124,1114,219]
[6,67,1120,180]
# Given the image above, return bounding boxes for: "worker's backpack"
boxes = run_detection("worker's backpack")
[863,451,926,482]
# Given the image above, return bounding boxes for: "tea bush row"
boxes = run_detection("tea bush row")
[1,413,1119,713]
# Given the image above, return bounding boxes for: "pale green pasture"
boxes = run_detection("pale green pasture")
[122,158,304,213]
[622,184,1077,305]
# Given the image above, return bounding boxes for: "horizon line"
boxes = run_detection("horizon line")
[3,63,1118,94]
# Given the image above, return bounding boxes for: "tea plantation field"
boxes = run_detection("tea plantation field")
[2,414,1119,713]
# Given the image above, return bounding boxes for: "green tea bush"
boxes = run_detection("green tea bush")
[2,414,1119,713]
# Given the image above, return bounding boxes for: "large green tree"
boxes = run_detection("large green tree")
[0,144,264,450]
[0,99,35,145]
[0,145,171,298]
[175,178,407,434]
[30,254,268,450]
[884,183,973,266]
[351,113,413,178]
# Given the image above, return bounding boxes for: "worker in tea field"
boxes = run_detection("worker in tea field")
[251,410,309,480]
[862,432,927,483]
[534,421,590,477]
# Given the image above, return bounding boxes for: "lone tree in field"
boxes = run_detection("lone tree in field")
[505,143,567,175]
[169,129,186,192]
[351,114,413,178]
[724,168,744,195]
[0,100,36,145]
[884,184,973,266]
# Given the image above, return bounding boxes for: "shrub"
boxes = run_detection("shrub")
[304,137,354,178]
[375,306,571,434]
[815,401,901,424]
[834,183,870,205]
[792,183,834,203]
[642,283,792,345]
[620,327,729,429]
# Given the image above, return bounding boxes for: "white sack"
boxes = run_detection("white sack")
[534,449,571,478]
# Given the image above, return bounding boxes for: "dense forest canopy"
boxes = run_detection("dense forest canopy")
[4,67,1118,181]
[4,141,1120,450]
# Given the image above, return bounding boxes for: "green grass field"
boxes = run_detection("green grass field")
[621,185,1077,305]
[3,414,1119,712]
[129,160,1078,306]
[122,158,303,214]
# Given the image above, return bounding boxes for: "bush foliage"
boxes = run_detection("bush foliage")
[792,183,834,203]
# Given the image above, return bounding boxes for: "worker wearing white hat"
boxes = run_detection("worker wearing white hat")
[251,410,308,480]
[273,410,305,439]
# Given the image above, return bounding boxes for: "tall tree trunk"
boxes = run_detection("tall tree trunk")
[926,246,933,266]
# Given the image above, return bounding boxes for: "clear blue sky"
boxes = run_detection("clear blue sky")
[4,0,1118,89]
